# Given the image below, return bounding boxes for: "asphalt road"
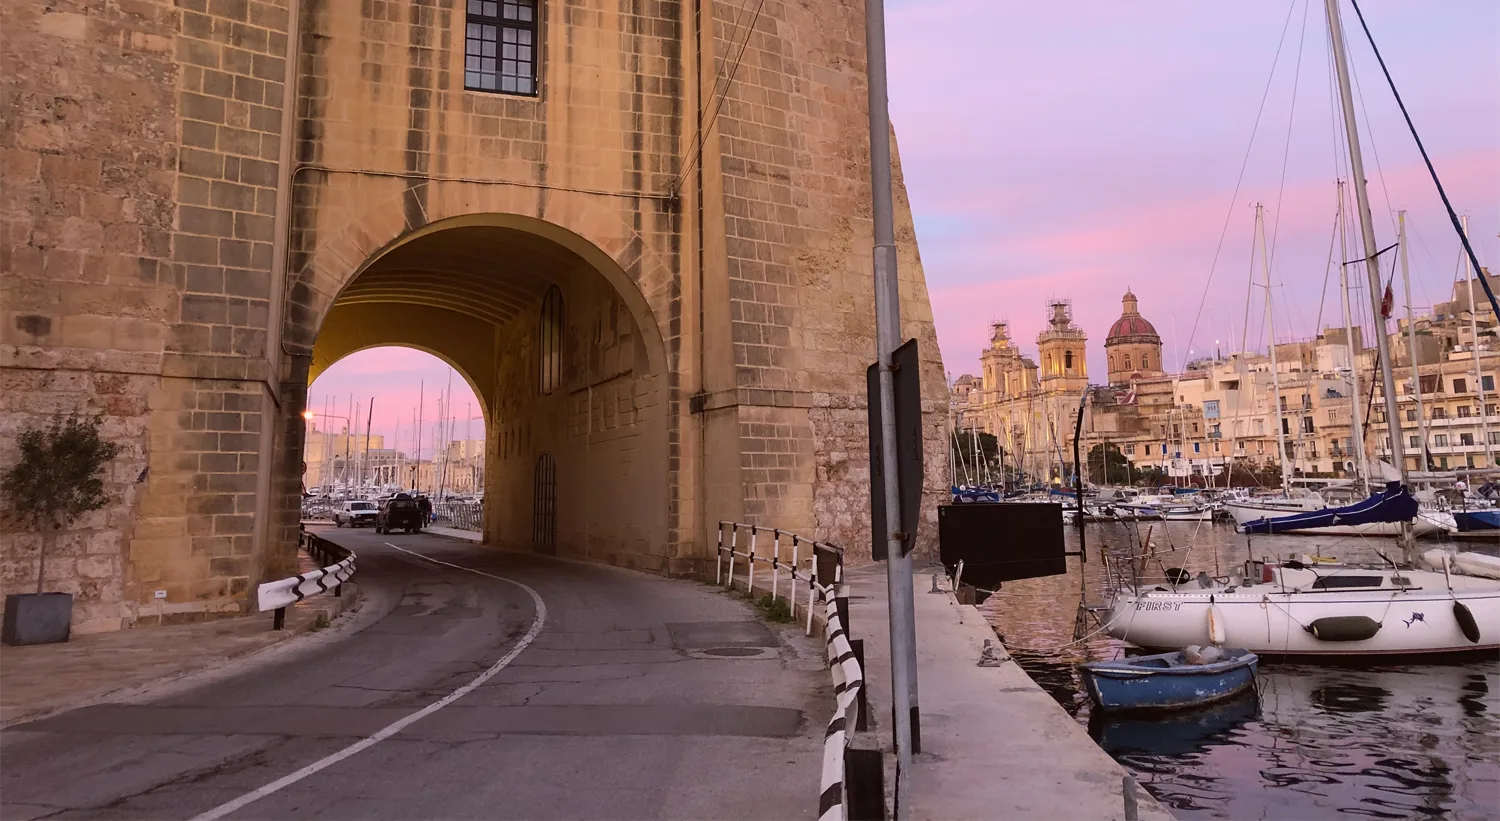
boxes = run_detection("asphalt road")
[1,529,828,819]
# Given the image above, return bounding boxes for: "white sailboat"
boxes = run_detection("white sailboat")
[1103,0,1500,659]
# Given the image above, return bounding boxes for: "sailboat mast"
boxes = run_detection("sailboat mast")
[1399,211,1431,469]
[1460,215,1495,468]
[1337,180,1369,487]
[1325,0,1408,484]
[1258,204,1293,496]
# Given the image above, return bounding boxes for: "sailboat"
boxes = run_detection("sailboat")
[1103,0,1500,659]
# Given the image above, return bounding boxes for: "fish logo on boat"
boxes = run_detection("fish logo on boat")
[1402,612,1425,628]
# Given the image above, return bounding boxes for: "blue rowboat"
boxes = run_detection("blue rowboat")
[1080,648,1258,712]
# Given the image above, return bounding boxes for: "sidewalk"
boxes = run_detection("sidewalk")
[848,563,1172,821]
[0,585,358,728]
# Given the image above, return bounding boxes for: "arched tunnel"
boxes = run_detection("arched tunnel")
[306,215,671,568]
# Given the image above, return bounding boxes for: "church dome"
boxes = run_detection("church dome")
[1106,290,1160,343]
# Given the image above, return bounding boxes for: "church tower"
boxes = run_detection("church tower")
[1036,300,1088,393]
[1105,289,1165,385]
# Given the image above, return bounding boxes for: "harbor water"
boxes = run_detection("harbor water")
[981,520,1500,820]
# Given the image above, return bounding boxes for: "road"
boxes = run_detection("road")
[0,529,827,819]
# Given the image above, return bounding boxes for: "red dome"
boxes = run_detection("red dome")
[1107,315,1160,340]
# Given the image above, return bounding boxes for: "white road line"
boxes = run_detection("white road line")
[191,543,546,821]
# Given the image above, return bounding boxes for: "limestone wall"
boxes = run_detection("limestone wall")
[1,0,950,634]
[704,1,948,559]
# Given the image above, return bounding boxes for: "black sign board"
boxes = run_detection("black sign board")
[937,502,1066,589]
[868,338,923,560]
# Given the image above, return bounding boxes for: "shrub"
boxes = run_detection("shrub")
[1,412,122,593]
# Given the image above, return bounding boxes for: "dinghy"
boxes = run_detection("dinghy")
[1080,647,1258,712]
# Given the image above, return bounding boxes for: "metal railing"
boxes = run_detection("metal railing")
[256,530,355,630]
[715,522,843,636]
[433,502,483,531]
[715,522,877,821]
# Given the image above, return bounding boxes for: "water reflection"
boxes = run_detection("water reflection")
[981,521,1500,821]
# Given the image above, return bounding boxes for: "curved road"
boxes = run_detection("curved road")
[1,529,827,819]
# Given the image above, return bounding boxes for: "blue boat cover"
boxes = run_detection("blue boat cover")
[951,486,1001,503]
[1240,481,1417,534]
[1453,509,1500,532]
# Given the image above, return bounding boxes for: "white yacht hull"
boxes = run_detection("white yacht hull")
[1105,567,1500,657]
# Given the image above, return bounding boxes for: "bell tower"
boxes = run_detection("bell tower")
[1036,299,1088,393]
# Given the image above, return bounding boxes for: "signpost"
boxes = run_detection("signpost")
[864,1,919,815]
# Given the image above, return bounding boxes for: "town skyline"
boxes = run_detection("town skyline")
[308,1,1497,445]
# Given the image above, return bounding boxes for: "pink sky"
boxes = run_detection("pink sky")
[888,0,1498,378]
[312,1,1499,449]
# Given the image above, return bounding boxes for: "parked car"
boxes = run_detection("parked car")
[376,494,424,534]
[334,500,378,528]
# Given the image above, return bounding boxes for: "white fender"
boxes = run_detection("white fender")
[1207,604,1227,645]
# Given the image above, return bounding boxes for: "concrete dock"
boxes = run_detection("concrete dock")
[848,563,1172,821]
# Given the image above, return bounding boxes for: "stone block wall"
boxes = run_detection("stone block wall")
[1,0,293,632]
[705,0,948,559]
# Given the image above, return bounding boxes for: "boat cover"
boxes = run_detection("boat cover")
[1240,481,1417,534]
[951,486,1001,503]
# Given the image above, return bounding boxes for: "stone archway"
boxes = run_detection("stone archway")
[282,210,677,574]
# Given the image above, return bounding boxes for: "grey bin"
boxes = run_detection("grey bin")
[2,592,73,646]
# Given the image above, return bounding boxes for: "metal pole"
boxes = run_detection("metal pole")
[865,0,917,814]
[1461,215,1494,468]
[1399,211,1430,469]
[1326,0,1410,556]
[1336,181,1369,488]
[1257,205,1292,496]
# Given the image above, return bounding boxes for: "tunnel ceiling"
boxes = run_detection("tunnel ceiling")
[336,225,591,326]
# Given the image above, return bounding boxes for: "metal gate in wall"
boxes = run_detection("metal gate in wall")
[532,453,556,553]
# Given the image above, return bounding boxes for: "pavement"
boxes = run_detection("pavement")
[0,526,829,820]
[849,562,1174,821]
[0,581,359,730]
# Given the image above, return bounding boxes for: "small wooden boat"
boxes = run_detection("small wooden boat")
[1080,647,1258,712]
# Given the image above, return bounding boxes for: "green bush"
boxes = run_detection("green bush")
[1,412,121,593]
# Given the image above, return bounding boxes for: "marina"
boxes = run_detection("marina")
[983,521,1499,820]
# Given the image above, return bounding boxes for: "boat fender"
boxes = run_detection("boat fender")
[1304,615,1381,642]
[1453,602,1481,644]
[1207,603,1227,646]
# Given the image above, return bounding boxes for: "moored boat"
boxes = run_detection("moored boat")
[1103,559,1500,658]
[1080,647,1259,712]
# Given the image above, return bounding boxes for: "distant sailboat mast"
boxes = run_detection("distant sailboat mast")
[1398,211,1431,470]
[1256,203,1293,497]
[1336,180,1370,488]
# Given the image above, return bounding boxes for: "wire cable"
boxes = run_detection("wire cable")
[1185,1,1301,366]
[1347,0,1500,318]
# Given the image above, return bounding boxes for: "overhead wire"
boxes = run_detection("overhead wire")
[1265,0,1312,274]
[1184,0,1301,367]
[671,0,770,199]
[1346,0,1500,317]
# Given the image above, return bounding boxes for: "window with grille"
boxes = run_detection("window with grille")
[465,0,537,95]
[537,285,562,395]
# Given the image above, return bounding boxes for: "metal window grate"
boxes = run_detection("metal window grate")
[537,285,562,394]
[533,453,556,553]
[465,0,537,95]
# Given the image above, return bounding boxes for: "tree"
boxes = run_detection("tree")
[1,413,122,594]
[1086,443,1133,485]
[952,429,1004,481]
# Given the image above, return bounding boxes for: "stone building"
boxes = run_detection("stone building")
[1103,290,1164,385]
[961,301,1088,483]
[1,2,949,633]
